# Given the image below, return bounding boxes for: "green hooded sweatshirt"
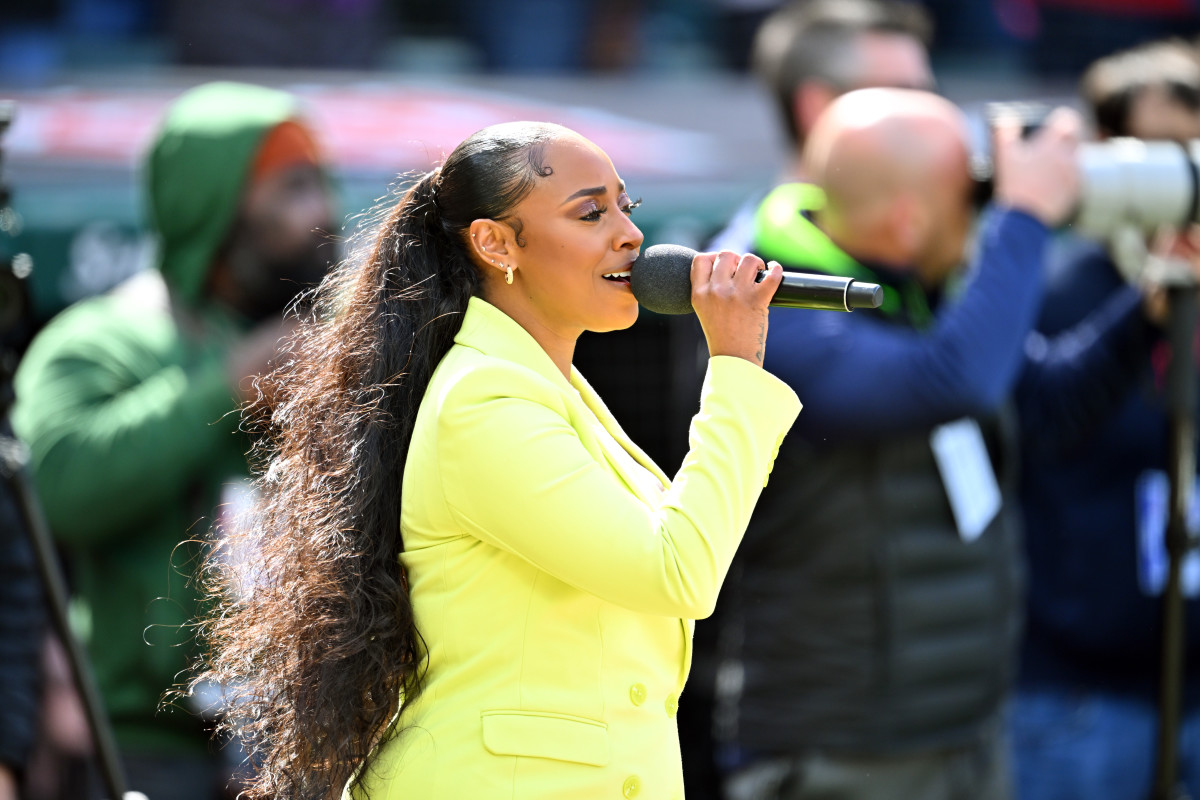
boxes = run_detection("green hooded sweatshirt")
[13,82,302,756]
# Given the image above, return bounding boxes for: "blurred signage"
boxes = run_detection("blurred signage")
[4,83,716,178]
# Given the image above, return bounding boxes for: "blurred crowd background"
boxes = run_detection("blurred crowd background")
[6,0,1200,327]
[5,1,1200,800]
[6,0,1200,461]
[6,0,1200,78]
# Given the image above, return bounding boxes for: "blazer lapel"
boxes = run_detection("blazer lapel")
[569,370,671,503]
[453,298,670,493]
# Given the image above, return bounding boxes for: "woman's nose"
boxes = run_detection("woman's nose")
[616,212,644,250]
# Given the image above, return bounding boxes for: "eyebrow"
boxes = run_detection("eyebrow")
[561,181,626,205]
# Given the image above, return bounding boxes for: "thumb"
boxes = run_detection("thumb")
[991,115,1022,154]
[1041,106,1084,145]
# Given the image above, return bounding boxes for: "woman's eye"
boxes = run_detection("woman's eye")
[580,205,605,222]
[621,197,643,216]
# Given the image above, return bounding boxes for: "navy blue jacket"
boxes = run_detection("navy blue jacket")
[1016,238,1199,698]
[771,210,1046,442]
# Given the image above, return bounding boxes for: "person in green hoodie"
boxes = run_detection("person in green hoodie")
[12,81,336,800]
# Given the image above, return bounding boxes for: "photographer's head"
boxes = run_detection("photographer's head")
[806,88,1081,287]
[1082,39,1200,141]
[146,82,335,321]
[805,89,973,286]
[753,0,934,156]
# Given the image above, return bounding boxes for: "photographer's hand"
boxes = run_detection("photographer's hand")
[993,107,1083,227]
[1142,226,1200,325]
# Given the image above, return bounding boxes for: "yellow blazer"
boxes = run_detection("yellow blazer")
[354,297,800,800]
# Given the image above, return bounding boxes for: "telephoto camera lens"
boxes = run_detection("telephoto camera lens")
[1073,139,1200,237]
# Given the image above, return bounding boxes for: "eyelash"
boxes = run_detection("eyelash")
[580,197,643,222]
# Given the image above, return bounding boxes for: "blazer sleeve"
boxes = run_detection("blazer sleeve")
[437,355,800,619]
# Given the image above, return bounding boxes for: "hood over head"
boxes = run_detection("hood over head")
[144,81,308,303]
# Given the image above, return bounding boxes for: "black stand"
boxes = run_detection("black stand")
[0,391,140,799]
[1151,285,1198,800]
[0,102,139,800]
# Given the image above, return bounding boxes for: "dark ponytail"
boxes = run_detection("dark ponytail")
[189,122,563,800]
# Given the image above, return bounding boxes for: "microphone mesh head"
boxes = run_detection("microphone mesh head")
[629,244,697,315]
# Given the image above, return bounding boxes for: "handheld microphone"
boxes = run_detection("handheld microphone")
[630,244,883,316]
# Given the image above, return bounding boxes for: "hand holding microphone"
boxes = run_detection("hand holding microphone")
[630,244,883,315]
[629,245,883,368]
[687,251,782,368]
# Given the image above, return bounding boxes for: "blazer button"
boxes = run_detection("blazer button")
[622,775,641,798]
[629,683,647,706]
[665,694,679,717]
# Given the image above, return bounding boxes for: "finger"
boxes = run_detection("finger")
[756,259,784,295]
[710,251,739,277]
[1185,223,1200,252]
[690,251,718,289]
[991,115,1022,151]
[1042,106,1083,143]
[710,250,740,283]
[1151,225,1180,257]
[734,253,766,286]
[1152,225,1200,261]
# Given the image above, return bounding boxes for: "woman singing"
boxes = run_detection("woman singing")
[195,121,800,800]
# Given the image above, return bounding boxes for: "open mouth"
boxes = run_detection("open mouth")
[602,270,632,285]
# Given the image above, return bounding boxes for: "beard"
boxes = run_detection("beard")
[222,225,334,322]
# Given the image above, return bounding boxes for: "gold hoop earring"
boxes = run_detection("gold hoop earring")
[505,266,514,285]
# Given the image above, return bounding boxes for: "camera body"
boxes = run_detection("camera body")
[973,100,1200,238]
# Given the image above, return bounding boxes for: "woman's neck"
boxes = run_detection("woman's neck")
[481,287,578,380]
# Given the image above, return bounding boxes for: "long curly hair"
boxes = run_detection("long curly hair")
[189,122,562,800]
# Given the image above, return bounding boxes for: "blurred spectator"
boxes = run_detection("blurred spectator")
[1012,39,1200,800]
[707,0,934,251]
[1081,38,1200,139]
[11,81,336,800]
[714,87,1083,800]
[170,0,391,69]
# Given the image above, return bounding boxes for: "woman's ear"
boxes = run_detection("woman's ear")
[468,219,514,280]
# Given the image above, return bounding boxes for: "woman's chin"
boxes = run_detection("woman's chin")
[589,304,641,334]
